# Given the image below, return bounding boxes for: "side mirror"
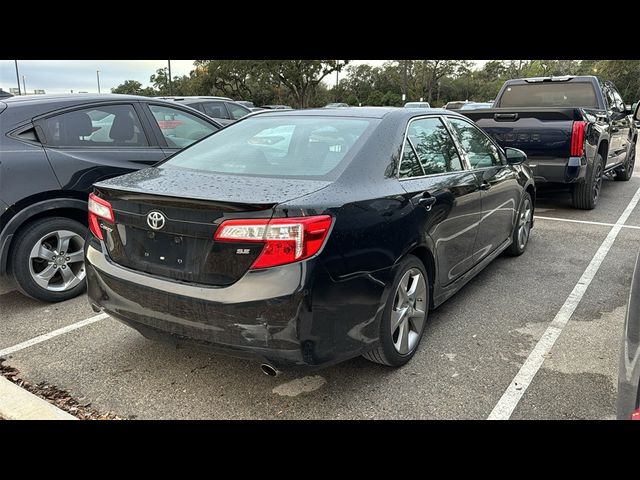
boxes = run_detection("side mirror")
[505,147,527,165]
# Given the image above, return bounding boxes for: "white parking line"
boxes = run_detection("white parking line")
[535,216,640,230]
[0,313,109,357]
[488,185,640,420]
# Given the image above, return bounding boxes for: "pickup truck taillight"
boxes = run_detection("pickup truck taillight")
[214,215,333,269]
[571,121,586,157]
[632,408,640,420]
[88,193,114,240]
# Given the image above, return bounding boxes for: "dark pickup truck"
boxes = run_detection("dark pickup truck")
[462,76,637,209]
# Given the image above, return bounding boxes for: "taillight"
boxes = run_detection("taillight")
[214,215,333,269]
[88,193,114,240]
[571,121,586,157]
[632,408,640,420]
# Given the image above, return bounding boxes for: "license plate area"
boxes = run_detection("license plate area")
[135,228,187,270]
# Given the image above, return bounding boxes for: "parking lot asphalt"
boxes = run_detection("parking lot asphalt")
[1,154,639,419]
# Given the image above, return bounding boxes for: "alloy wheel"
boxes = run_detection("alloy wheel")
[518,197,532,250]
[28,230,85,292]
[593,162,603,204]
[390,268,427,354]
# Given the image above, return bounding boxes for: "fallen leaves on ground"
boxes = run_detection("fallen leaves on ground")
[0,358,123,420]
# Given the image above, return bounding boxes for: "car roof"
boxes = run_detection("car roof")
[159,96,233,101]
[3,93,152,106]
[243,106,457,120]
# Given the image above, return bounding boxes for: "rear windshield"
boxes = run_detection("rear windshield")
[163,116,375,179]
[498,82,598,108]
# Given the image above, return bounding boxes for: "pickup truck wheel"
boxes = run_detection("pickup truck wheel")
[11,217,87,302]
[507,192,533,256]
[614,143,635,182]
[572,154,604,210]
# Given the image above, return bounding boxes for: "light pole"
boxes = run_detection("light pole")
[96,70,101,93]
[167,60,173,95]
[14,60,21,95]
[22,75,26,95]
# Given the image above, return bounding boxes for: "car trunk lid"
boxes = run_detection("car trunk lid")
[93,166,330,285]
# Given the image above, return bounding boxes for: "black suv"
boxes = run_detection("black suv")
[0,94,221,302]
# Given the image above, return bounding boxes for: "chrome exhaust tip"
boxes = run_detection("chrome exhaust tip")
[260,363,280,377]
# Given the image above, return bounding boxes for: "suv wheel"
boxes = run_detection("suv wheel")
[11,217,87,302]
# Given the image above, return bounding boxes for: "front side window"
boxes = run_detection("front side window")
[148,104,218,148]
[407,117,463,175]
[227,103,250,120]
[42,104,148,147]
[163,116,374,179]
[447,117,502,169]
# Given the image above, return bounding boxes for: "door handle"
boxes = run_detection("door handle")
[417,196,437,210]
[480,181,492,191]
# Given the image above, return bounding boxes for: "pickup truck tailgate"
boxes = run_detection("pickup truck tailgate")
[461,107,582,159]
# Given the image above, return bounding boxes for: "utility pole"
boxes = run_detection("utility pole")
[14,60,21,95]
[403,60,408,102]
[96,70,101,93]
[167,60,173,95]
[22,75,26,95]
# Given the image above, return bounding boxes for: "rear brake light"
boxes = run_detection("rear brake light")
[632,408,640,420]
[571,121,586,157]
[214,215,333,269]
[88,193,114,240]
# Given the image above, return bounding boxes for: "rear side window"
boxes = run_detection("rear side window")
[227,102,250,120]
[149,104,219,148]
[498,82,598,108]
[163,116,374,178]
[406,117,463,175]
[399,139,424,178]
[201,101,229,119]
[41,104,148,147]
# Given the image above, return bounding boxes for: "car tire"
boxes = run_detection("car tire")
[614,142,635,182]
[507,191,533,256]
[11,217,87,302]
[572,154,604,210]
[363,254,429,367]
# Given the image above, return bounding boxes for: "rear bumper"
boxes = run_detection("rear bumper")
[529,156,587,184]
[85,243,389,370]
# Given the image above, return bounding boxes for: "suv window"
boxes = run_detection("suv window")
[407,117,463,175]
[611,88,625,112]
[201,101,229,119]
[447,117,502,168]
[41,104,148,147]
[226,102,250,120]
[603,84,620,112]
[148,104,218,148]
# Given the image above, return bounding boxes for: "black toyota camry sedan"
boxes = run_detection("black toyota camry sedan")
[85,107,535,373]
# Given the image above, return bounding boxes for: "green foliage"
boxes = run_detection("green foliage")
[110,60,640,108]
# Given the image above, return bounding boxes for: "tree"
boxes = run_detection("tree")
[265,60,349,108]
[111,80,154,96]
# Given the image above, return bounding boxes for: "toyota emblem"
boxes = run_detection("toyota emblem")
[147,211,166,230]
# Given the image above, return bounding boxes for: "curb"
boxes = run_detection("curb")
[0,375,77,420]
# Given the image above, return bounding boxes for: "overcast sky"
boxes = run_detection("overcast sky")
[0,60,487,94]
